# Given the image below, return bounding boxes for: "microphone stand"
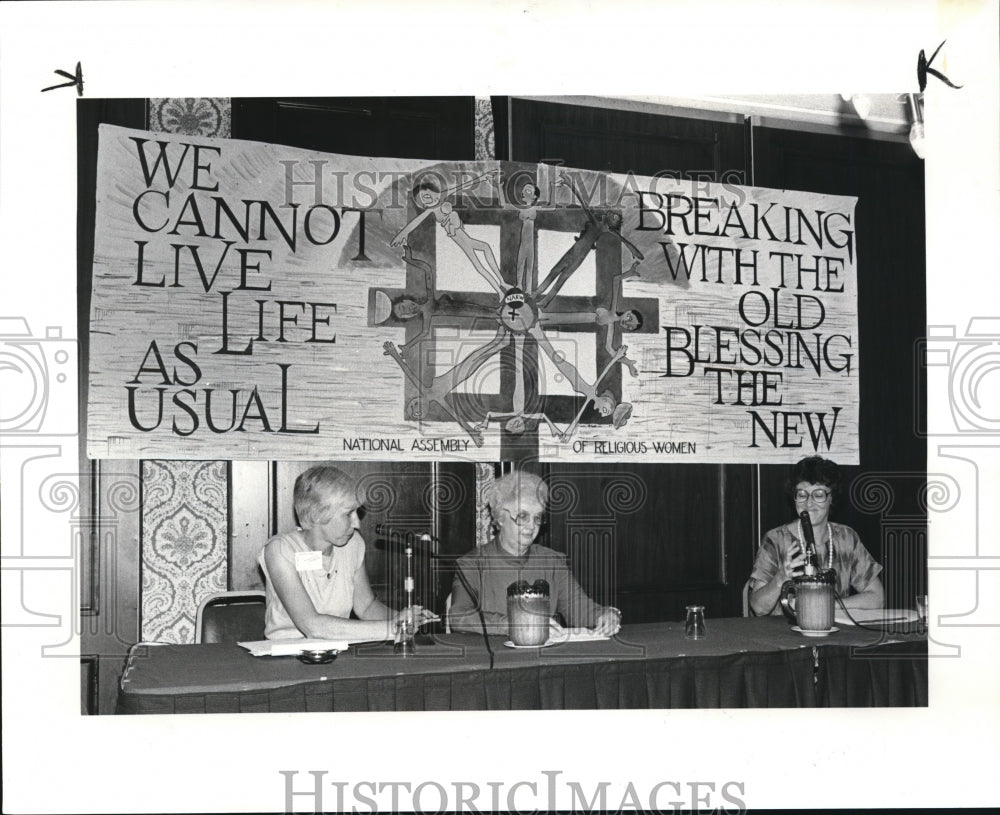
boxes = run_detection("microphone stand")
[393,533,416,656]
[377,526,442,654]
[375,524,493,662]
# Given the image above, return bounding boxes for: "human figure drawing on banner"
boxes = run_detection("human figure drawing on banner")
[377,168,652,447]
[387,246,497,358]
[391,170,506,295]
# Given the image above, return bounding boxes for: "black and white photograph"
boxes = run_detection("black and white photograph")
[1,1,998,813]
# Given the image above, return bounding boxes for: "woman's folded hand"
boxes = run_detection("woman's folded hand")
[593,608,622,636]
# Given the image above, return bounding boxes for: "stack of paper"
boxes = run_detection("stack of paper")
[834,608,918,626]
[552,628,611,644]
[238,638,350,656]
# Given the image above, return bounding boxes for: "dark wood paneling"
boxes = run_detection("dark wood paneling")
[723,462,759,597]
[543,463,754,622]
[78,459,141,716]
[490,96,509,161]
[80,656,98,715]
[79,493,98,614]
[510,98,747,182]
[432,462,480,617]
[753,127,926,602]
[232,97,476,159]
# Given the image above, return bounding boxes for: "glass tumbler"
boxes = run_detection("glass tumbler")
[685,605,706,640]
[393,617,415,656]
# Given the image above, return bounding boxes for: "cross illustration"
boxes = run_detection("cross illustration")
[368,179,659,460]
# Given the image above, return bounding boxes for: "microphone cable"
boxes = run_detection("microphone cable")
[451,560,495,670]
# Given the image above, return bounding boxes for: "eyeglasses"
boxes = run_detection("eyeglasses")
[504,509,546,527]
[794,488,832,504]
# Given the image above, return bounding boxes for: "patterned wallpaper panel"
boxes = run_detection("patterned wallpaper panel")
[139,99,233,644]
[475,462,495,547]
[141,461,228,642]
[474,96,496,161]
[149,97,231,138]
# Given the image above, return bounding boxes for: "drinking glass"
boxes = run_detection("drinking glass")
[393,617,415,655]
[685,605,706,640]
[916,594,928,622]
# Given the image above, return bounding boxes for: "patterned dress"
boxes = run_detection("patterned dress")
[749,522,882,615]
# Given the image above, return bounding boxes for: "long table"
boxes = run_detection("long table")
[116,617,926,713]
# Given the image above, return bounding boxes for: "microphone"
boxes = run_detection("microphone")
[798,510,818,575]
[798,510,815,550]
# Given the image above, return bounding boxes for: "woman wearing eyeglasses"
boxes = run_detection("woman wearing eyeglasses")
[449,471,622,636]
[749,456,884,615]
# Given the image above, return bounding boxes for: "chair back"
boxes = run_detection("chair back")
[196,591,266,644]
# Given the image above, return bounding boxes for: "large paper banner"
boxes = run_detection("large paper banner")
[88,125,859,462]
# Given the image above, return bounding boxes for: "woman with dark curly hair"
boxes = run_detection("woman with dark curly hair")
[749,456,884,616]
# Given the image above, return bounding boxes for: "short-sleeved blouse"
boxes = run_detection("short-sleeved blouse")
[258,530,365,639]
[749,522,882,615]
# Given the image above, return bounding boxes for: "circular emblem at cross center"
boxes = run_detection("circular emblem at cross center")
[499,288,536,332]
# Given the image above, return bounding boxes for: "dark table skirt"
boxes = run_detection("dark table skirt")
[817,640,928,707]
[117,619,925,713]
[120,646,824,713]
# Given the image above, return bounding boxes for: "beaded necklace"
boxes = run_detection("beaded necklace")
[798,520,834,571]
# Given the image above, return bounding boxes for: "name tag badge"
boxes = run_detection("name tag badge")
[294,551,323,572]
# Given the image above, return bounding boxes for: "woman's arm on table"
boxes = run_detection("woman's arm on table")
[837,577,885,610]
[449,560,508,635]
[749,572,787,616]
[264,545,398,641]
[837,531,885,610]
[555,564,620,635]
[352,561,438,626]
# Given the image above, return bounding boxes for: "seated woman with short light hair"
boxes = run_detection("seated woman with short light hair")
[259,465,436,640]
[450,470,621,636]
